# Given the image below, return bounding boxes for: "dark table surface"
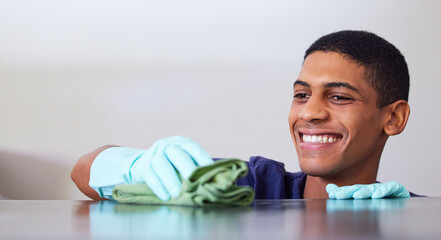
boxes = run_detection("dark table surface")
[1,197,440,240]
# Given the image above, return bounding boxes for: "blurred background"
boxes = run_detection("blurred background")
[0,0,440,199]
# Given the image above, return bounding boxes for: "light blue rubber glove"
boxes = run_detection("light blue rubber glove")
[89,136,213,201]
[326,181,410,200]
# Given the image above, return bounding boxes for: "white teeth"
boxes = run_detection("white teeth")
[302,134,340,143]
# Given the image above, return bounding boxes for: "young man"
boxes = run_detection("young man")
[72,30,414,201]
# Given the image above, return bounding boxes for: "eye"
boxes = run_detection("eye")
[329,95,355,104]
[293,93,310,103]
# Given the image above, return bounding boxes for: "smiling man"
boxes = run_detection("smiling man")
[233,30,414,200]
[72,30,416,201]
[291,50,409,199]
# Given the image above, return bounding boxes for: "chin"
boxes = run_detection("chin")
[298,158,339,177]
[301,168,328,177]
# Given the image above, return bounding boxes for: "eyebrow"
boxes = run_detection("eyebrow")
[293,80,310,88]
[324,82,360,94]
[294,80,360,94]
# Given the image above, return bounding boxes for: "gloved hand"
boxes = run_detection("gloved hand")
[89,136,213,201]
[326,181,410,200]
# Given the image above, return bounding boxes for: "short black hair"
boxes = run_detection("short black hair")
[304,30,409,108]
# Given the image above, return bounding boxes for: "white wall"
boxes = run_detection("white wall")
[0,0,440,199]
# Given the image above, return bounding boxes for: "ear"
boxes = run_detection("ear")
[383,100,410,136]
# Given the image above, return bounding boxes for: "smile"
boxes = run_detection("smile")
[301,134,342,143]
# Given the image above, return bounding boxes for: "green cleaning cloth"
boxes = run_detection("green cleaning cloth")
[112,158,255,206]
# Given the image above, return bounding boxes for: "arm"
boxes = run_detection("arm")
[71,136,214,201]
[71,145,118,200]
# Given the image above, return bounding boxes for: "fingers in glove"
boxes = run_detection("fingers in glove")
[372,181,410,198]
[179,141,213,167]
[352,183,381,199]
[326,183,339,199]
[371,182,395,198]
[150,153,182,199]
[334,185,362,200]
[165,146,198,179]
[352,187,373,199]
[143,164,172,202]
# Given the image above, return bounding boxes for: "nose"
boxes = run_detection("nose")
[298,96,329,123]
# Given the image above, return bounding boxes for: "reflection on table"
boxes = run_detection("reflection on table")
[86,197,438,240]
[1,197,440,240]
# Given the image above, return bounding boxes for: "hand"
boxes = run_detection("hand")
[89,136,213,201]
[131,136,214,201]
[326,181,410,200]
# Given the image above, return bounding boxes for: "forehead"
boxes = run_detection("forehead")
[297,51,368,90]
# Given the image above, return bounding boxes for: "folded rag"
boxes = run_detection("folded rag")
[112,158,254,206]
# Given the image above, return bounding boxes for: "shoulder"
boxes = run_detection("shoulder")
[247,156,305,179]
[410,192,426,197]
[233,156,306,199]
[248,156,286,172]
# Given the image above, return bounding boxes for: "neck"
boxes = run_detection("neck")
[303,163,379,199]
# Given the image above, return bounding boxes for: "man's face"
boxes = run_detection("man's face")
[288,51,389,179]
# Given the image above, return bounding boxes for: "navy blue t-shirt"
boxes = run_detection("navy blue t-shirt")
[231,156,423,199]
[235,156,306,199]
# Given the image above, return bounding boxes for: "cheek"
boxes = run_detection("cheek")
[288,112,296,134]
[288,103,298,139]
[288,102,299,125]
[344,111,384,144]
